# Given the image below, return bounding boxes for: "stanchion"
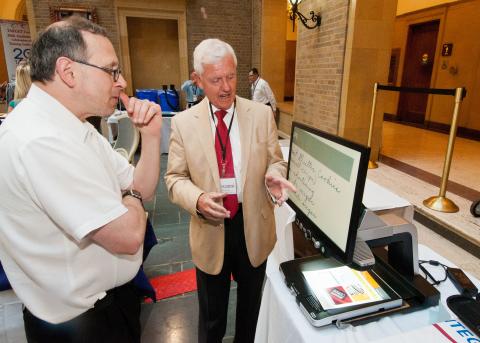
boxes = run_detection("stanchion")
[367,82,378,169]
[423,87,464,213]
[369,84,466,213]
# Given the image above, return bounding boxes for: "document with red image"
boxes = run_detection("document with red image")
[303,266,391,310]
[327,286,352,305]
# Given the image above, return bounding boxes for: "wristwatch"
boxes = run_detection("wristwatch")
[122,189,143,202]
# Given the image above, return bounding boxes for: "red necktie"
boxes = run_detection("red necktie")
[214,109,239,219]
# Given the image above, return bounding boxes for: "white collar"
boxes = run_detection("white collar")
[27,83,94,142]
[209,101,235,120]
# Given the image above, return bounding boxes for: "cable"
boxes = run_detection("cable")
[418,259,449,286]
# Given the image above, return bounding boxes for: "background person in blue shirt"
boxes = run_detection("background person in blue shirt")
[181,70,204,109]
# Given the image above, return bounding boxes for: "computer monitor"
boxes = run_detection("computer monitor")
[287,122,370,265]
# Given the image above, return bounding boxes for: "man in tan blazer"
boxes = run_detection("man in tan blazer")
[165,39,295,343]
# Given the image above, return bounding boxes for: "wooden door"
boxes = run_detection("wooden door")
[397,20,439,124]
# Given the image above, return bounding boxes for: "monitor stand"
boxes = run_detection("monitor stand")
[355,208,419,277]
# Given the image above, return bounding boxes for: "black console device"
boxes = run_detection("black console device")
[447,267,478,298]
[447,295,480,337]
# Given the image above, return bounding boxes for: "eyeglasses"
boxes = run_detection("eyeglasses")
[72,59,122,82]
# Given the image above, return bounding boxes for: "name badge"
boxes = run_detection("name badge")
[220,178,237,195]
[192,95,198,102]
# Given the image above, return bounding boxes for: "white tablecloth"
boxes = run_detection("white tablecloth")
[255,196,480,343]
[255,244,479,343]
[161,116,172,154]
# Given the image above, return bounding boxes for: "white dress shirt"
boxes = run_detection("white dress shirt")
[0,84,141,324]
[208,101,243,202]
[251,77,277,112]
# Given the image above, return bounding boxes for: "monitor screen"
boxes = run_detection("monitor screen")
[287,122,370,264]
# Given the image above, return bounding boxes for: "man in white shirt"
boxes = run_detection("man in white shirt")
[248,67,277,113]
[0,17,162,343]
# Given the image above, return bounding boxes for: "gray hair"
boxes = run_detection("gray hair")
[193,38,237,75]
[30,16,107,83]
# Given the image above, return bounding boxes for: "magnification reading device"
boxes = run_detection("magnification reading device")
[279,122,438,327]
[286,122,370,265]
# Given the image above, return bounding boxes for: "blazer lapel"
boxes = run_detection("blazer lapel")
[236,96,253,191]
[194,99,220,188]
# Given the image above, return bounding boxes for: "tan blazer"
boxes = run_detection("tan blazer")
[165,96,287,274]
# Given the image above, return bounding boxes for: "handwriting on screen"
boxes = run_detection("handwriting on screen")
[289,147,342,221]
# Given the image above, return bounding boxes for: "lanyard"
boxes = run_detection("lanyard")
[209,101,236,163]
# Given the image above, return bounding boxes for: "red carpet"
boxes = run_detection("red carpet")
[148,268,197,302]
[145,268,234,303]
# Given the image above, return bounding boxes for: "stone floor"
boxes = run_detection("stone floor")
[381,121,480,193]
[140,154,236,342]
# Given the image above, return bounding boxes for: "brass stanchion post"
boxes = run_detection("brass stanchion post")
[423,87,463,213]
[367,83,378,169]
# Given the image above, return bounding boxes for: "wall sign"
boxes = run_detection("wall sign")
[388,48,400,85]
[442,43,453,56]
[0,20,31,82]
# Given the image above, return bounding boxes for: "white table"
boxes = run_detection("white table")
[161,114,173,154]
[255,244,480,343]
[255,184,480,343]
[106,111,174,154]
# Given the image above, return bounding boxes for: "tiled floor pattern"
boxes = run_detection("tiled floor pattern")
[141,155,235,342]
[379,154,480,202]
[381,121,480,193]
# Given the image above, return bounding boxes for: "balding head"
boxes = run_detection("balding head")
[30,16,107,83]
